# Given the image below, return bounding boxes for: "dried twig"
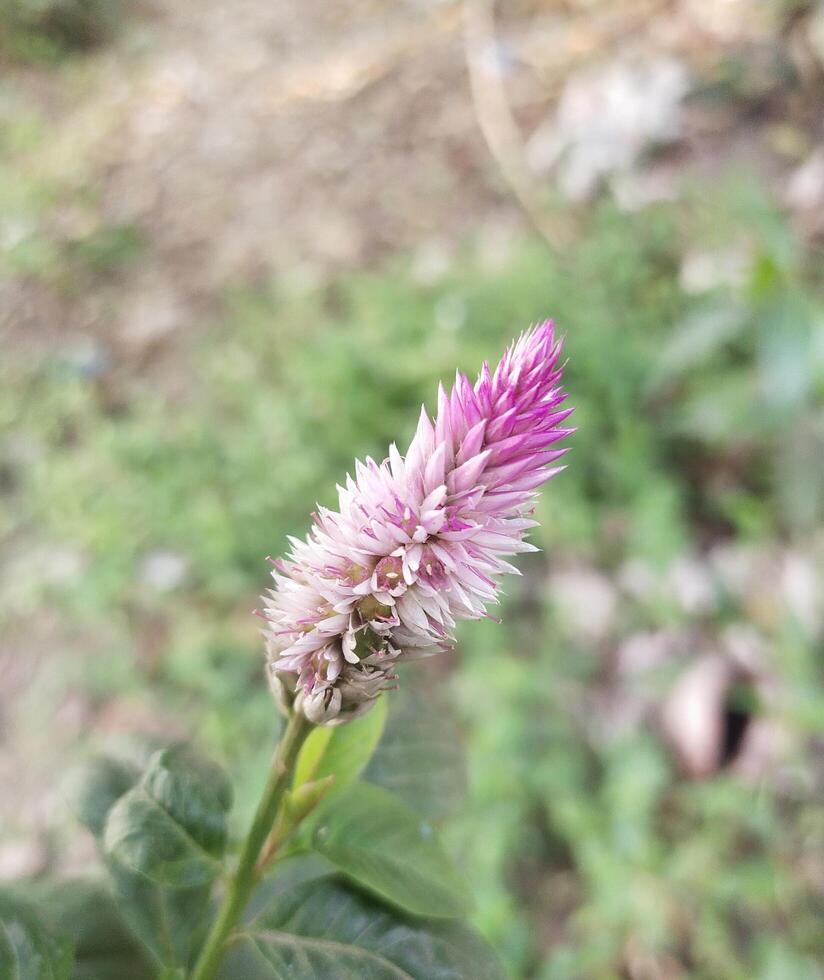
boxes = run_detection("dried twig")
[462,0,574,252]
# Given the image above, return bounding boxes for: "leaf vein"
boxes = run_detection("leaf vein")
[240,928,416,979]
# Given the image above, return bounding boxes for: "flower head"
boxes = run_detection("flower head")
[263,321,573,724]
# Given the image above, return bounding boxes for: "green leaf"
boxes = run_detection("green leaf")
[364,689,466,822]
[65,744,226,967]
[300,783,472,919]
[63,739,222,843]
[63,757,141,838]
[105,861,212,971]
[140,745,233,854]
[294,695,387,792]
[103,746,232,888]
[0,889,74,980]
[219,869,504,980]
[22,878,155,980]
[103,788,222,889]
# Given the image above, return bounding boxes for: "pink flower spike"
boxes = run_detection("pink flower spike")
[263,320,573,725]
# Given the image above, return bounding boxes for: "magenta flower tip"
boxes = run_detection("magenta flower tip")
[264,320,573,724]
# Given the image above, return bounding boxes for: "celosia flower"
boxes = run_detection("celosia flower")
[263,321,573,725]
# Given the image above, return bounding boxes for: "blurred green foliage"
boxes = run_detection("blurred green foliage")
[0,0,127,60]
[3,179,824,977]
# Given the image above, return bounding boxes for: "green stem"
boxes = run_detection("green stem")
[189,711,311,980]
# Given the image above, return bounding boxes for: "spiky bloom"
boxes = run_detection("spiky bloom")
[263,321,573,725]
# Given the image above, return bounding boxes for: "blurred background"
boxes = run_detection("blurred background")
[2,0,824,976]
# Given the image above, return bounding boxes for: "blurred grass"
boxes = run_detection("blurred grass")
[3,179,824,977]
